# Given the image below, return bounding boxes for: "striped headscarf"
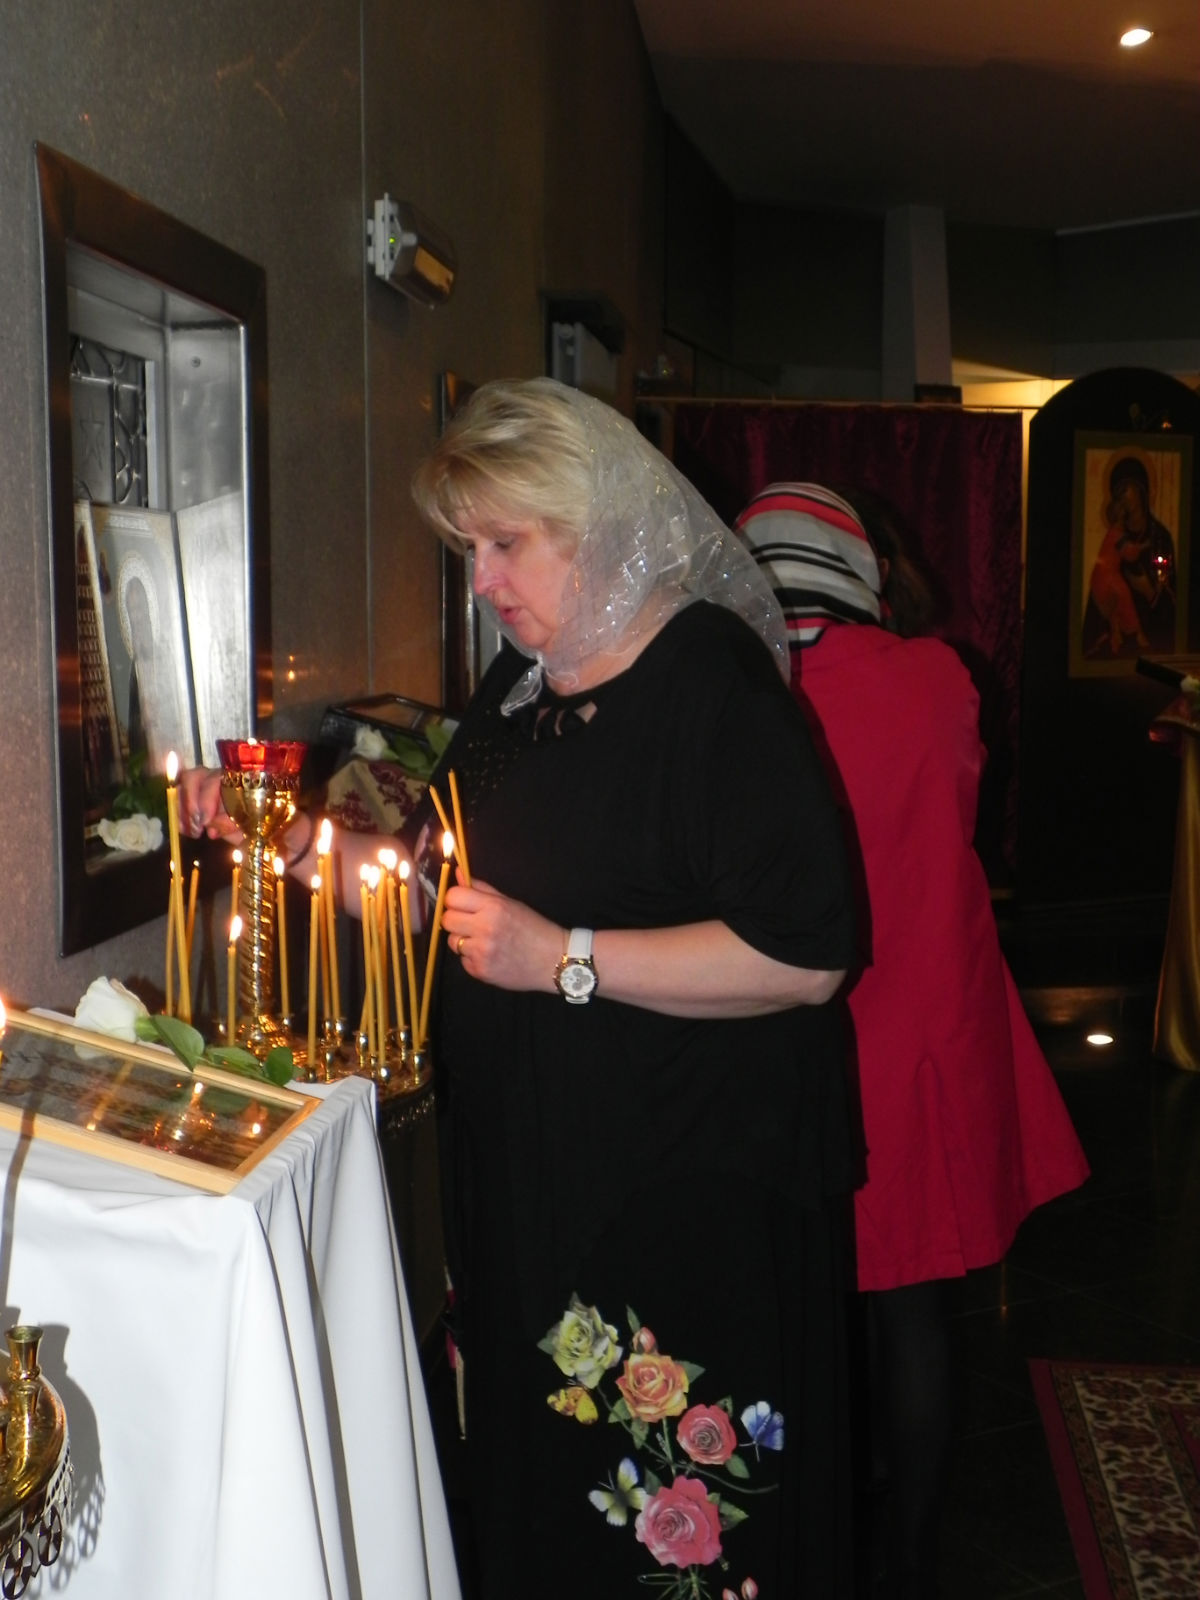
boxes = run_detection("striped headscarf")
[735,482,882,647]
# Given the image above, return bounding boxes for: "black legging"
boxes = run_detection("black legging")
[860,1278,954,1599]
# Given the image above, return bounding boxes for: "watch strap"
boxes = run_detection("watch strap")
[565,927,593,962]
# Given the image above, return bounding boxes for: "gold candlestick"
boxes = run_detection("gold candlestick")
[217,738,307,1059]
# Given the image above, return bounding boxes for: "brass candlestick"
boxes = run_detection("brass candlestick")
[217,739,307,1060]
[0,1326,73,1597]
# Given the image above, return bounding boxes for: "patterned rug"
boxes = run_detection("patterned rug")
[1030,1359,1200,1599]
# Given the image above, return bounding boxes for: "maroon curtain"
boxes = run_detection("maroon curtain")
[668,402,1024,879]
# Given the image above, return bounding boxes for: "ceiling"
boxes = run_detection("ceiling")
[632,0,1200,232]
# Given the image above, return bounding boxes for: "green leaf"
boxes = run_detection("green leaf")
[203,1046,269,1083]
[626,1306,641,1336]
[609,1397,631,1424]
[630,1418,649,1451]
[643,1468,662,1494]
[141,1014,205,1070]
[717,1499,749,1530]
[264,1045,295,1086]
[387,731,437,778]
[200,1049,268,1088]
[680,1361,706,1383]
[109,750,168,822]
[724,1453,750,1479]
[206,1045,263,1070]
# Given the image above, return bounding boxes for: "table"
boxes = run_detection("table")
[0,1073,461,1599]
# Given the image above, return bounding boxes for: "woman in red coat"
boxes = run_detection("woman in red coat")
[736,482,1090,1599]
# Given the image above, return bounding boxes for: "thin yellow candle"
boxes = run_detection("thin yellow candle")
[173,867,191,1024]
[274,856,291,1018]
[307,876,321,1069]
[398,860,420,1043]
[230,849,243,917]
[428,782,453,843]
[165,860,176,1017]
[448,769,472,887]
[369,866,389,1050]
[185,859,200,966]
[318,819,342,1023]
[380,851,406,1036]
[317,872,331,1023]
[165,752,192,1023]
[359,868,377,1059]
[316,822,332,1021]
[418,832,454,1051]
[226,915,242,1044]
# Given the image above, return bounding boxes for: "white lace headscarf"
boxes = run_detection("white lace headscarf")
[413,378,787,712]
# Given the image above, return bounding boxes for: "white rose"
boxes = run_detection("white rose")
[353,726,389,760]
[74,977,150,1042]
[97,813,164,854]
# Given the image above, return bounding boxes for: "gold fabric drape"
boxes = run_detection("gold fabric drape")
[1155,729,1200,1070]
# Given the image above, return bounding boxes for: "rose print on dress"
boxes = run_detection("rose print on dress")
[539,1298,779,1600]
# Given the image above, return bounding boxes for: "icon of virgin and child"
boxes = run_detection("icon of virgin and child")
[1081,450,1179,659]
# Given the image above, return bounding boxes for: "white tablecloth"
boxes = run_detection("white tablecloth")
[0,1074,461,1599]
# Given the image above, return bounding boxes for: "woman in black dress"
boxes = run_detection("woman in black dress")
[410,379,857,1599]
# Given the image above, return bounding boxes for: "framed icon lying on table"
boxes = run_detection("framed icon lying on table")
[0,1007,315,1193]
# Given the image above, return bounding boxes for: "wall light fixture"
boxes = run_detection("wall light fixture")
[366,196,456,307]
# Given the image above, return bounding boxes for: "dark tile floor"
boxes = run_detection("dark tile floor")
[424,897,1200,1598]
[940,896,1200,1593]
[936,965,1200,1598]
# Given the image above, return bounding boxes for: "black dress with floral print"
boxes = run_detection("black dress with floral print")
[418,603,858,1598]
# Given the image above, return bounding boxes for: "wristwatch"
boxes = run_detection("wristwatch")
[554,927,598,1004]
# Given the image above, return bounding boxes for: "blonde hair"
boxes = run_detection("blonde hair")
[412,378,592,554]
[412,376,788,708]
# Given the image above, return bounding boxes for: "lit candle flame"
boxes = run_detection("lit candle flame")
[0,998,6,1032]
[399,859,410,881]
[442,831,455,859]
[274,855,285,879]
[378,847,398,872]
[166,751,179,783]
[232,848,243,867]
[229,914,243,945]
[367,865,381,890]
[312,874,322,893]
[318,817,333,854]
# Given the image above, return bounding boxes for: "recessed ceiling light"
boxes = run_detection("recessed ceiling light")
[1120,27,1154,46]
[1086,1031,1115,1047]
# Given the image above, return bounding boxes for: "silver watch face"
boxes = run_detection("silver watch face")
[558,959,597,999]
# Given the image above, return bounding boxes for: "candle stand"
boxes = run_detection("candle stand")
[217,739,307,1061]
[350,1030,432,1101]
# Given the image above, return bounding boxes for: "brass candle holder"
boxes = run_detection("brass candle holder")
[349,1028,433,1102]
[217,739,307,1061]
[0,1326,73,1597]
